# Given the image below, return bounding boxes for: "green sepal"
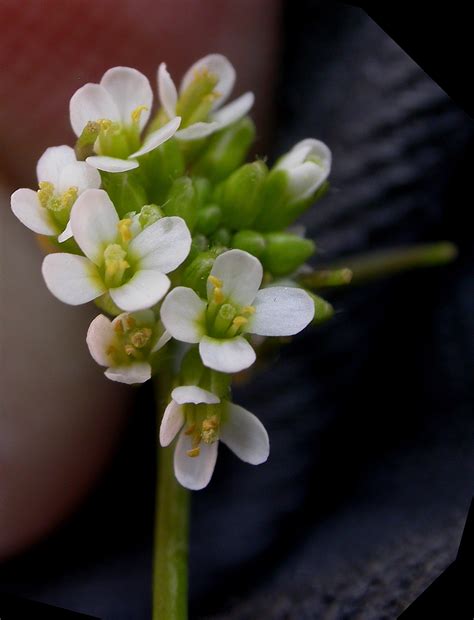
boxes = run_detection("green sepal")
[196,204,222,235]
[192,117,256,182]
[231,230,266,258]
[215,160,268,230]
[138,139,185,204]
[94,292,123,317]
[261,232,315,276]
[100,170,148,218]
[182,249,220,298]
[306,291,335,325]
[251,169,289,231]
[162,176,198,232]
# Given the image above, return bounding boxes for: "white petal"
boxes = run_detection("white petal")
[129,117,181,158]
[151,329,172,353]
[211,92,254,129]
[129,216,191,273]
[160,287,206,344]
[105,362,151,384]
[86,314,117,367]
[36,145,76,186]
[42,253,105,305]
[180,54,235,110]
[69,83,120,137]
[70,189,119,264]
[58,161,101,194]
[109,270,170,312]
[175,122,219,141]
[157,62,178,119]
[199,336,256,373]
[247,287,315,336]
[208,249,262,306]
[159,401,185,446]
[86,155,139,173]
[287,161,325,202]
[10,188,57,236]
[174,428,218,490]
[172,386,220,405]
[220,403,269,465]
[101,66,153,130]
[58,221,73,243]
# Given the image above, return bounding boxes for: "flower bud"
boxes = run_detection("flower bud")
[307,292,334,325]
[261,232,315,276]
[138,204,163,228]
[192,117,256,182]
[211,227,232,247]
[193,177,213,207]
[231,230,266,258]
[196,204,222,235]
[162,176,198,231]
[101,171,148,218]
[182,250,218,298]
[139,138,185,204]
[215,160,267,229]
[253,139,331,231]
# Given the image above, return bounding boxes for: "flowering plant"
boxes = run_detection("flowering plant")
[11,53,455,618]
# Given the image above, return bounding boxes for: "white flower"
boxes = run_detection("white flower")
[10,145,101,242]
[42,189,192,312]
[160,385,269,490]
[161,249,315,373]
[70,66,181,173]
[157,54,254,141]
[276,139,332,202]
[87,310,171,384]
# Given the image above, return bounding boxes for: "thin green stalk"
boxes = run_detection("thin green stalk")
[153,373,190,620]
[299,241,457,289]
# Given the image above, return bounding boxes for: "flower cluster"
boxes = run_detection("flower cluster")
[11,54,332,490]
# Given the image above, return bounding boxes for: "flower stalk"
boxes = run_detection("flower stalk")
[153,372,190,620]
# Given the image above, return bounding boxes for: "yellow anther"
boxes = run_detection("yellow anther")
[201,415,219,444]
[37,181,55,206]
[208,275,223,288]
[60,186,78,210]
[232,316,248,328]
[98,118,112,131]
[124,344,137,357]
[131,105,148,124]
[103,244,130,287]
[213,287,224,304]
[241,305,256,315]
[118,218,133,244]
[185,424,196,436]
[125,315,136,330]
[130,327,152,349]
[113,320,124,335]
[187,447,201,458]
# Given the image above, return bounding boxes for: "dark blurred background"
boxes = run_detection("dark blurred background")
[1,2,473,619]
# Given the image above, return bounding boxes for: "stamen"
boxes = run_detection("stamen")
[37,181,55,209]
[213,287,224,304]
[131,105,148,124]
[124,344,138,357]
[118,218,133,244]
[232,316,248,328]
[201,415,219,444]
[241,305,256,315]
[103,244,130,288]
[208,275,223,288]
[98,118,112,131]
[187,447,201,458]
[113,320,125,335]
[60,186,78,211]
[184,424,196,436]
[130,327,152,348]
[125,316,136,330]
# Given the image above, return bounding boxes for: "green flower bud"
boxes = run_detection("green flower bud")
[231,230,266,258]
[261,232,315,276]
[193,177,213,207]
[182,250,218,298]
[162,176,198,232]
[306,291,334,325]
[196,204,222,235]
[216,160,268,230]
[138,138,185,204]
[100,170,148,219]
[192,117,256,182]
[138,204,163,228]
[211,227,232,247]
[251,169,289,231]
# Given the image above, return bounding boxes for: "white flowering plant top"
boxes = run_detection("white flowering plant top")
[11,54,333,490]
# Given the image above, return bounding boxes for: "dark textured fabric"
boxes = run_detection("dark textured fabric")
[1,4,473,619]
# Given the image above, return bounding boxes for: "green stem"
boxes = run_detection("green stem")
[153,373,190,620]
[299,241,457,289]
